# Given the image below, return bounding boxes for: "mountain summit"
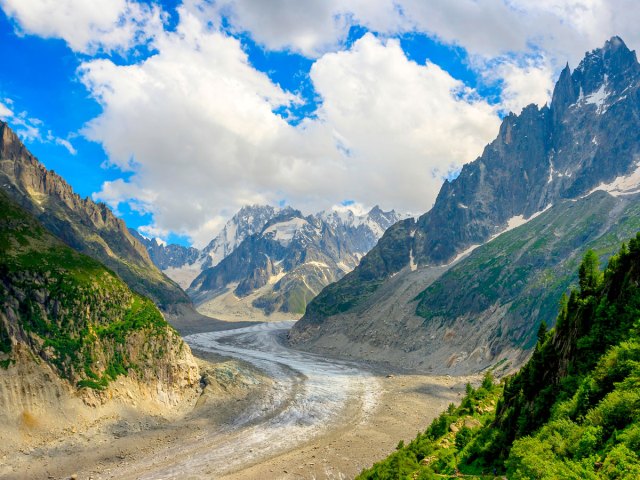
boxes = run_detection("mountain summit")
[290,37,640,372]
[138,203,408,320]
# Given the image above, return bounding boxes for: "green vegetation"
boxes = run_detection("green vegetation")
[304,219,415,320]
[0,190,175,389]
[358,373,502,479]
[415,192,640,349]
[358,233,640,479]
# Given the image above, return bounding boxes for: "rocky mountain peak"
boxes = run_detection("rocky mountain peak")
[295,36,640,338]
[567,36,639,103]
[200,203,281,269]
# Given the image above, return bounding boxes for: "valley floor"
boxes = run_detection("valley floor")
[4,321,477,480]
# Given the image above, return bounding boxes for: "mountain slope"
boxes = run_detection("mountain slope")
[291,191,640,373]
[189,205,407,318]
[131,232,200,271]
[358,236,640,478]
[0,121,189,310]
[201,204,280,269]
[292,36,640,368]
[0,190,199,421]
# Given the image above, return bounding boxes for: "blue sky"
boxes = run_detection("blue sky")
[0,0,636,246]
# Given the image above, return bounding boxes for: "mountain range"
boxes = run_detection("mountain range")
[290,36,640,373]
[135,204,408,319]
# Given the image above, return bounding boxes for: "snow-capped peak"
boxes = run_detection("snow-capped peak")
[201,204,280,267]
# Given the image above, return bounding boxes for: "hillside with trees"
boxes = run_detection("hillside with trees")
[358,234,640,479]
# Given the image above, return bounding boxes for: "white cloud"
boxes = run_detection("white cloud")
[53,138,77,155]
[81,6,302,244]
[6,0,640,246]
[0,0,163,53]
[214,1,640,64]
[0,100,13,119]
[81,18,500,245]
[45,131,77,155]
[481,57,556,114]
[214,0,407,57]
[307,34,500,211]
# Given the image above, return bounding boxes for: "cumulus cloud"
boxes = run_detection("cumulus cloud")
[307,34,499,211]
[0,0,163,53]
[214,0,406,57]
[211,0,640,115]
[5,0,640,245]
[80,8,500,246]
[216,1,640,63]
[480,57,556,114]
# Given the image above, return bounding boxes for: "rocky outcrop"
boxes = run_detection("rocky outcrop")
[0,191,199,421]
[0,121,189,310]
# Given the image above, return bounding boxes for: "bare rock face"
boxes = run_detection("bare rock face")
[0,121,189,311]
[292,37,640,373]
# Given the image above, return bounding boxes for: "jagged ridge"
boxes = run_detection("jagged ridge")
[293,37,640,369]
[299,36,640,324]
[0,121,189,310]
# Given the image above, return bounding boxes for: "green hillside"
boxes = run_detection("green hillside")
[0,190,184,389]
[416,191,640,350]
[358,234,640,479]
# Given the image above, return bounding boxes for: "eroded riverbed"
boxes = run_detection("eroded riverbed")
[120,321,380,479]
[5,321,474,479]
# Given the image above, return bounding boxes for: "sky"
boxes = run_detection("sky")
[0,1,638,247]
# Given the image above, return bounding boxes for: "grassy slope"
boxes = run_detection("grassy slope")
[0,121,188,310]
[0,190,178,389]
[301,218,415,321]
[416,191,640,349]
[358,234,640,479]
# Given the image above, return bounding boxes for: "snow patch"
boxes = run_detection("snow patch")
[584,164,640,197]
[501,205,552,235]
[447,204,553,266]
[263,217,309,246]
[584,78,609,114]
[448,243,481,265]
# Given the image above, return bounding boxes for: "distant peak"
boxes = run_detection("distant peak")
[604,35,628,52]
[577,36,635,71]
